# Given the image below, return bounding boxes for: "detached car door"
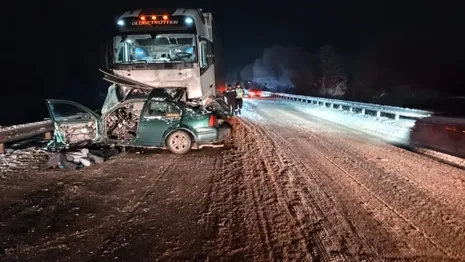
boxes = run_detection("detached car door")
[45,99,103,146]
[135,100,183,146]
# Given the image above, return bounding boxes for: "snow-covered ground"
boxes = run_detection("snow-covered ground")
[1,100,464,261]
[0,147,48,177]
[275,99,416,146]
[256,98,464,167]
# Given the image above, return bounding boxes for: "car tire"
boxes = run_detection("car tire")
[166,130,192,154]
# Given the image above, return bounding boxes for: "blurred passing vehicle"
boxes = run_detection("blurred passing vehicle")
[409,97,465,159]
[244,81,264,98]
[245,89,262,98]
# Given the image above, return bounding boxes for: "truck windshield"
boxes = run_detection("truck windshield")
[113,34,197,64]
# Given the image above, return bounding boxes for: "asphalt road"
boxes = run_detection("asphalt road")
[0,98,464,262]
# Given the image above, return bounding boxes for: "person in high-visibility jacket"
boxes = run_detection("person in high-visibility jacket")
[235,82,245,115]
[223,84,237,116]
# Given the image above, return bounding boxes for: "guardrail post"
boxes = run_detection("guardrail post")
[0,143,4,154]
[395,114,400,120]
[349,107,353,112]
[376,111,381,117]
[44,132,52,140]
[361,108,366,114]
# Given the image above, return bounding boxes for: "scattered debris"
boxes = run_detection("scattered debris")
[0,141,122,175]
[46,147,120,170]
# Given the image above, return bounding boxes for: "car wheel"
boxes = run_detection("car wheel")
[166,130,192,154]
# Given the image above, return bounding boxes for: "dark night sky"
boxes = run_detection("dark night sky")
[2,0,464,125]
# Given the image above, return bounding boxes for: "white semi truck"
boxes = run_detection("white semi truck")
[102,8,225,106]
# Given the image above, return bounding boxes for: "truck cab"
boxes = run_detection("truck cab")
[104,8,224,106]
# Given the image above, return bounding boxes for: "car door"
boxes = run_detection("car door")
[46,99,103,146]
[135,100,183,146]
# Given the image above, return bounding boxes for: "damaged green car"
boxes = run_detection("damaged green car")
[46,80,231,154]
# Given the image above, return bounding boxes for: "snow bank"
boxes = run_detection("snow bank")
[0,147,49,177]
[281,100,415,145]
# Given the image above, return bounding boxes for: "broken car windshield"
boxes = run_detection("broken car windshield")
[114,34,197,64]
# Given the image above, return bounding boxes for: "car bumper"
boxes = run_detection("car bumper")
[196,123,231,144]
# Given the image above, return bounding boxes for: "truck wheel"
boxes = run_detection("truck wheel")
[166,130,192,154]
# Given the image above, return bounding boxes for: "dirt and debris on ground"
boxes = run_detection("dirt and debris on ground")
[0,99,465,262]
[45,147,120,170]
[1,141,120,177]
[0,148,48,177]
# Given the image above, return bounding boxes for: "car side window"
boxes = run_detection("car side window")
[50,103,92,121]
[145,101,181,118]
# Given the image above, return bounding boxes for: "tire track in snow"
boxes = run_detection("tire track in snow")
[324,131,465,211]
[242,106,384,261]
[280,105,465,212]
[238,118,328,262]
[276,108,465,260]
[202,118,316,261]
[200,132,252,261]
[88,157,179,260]
[245,99,465,260]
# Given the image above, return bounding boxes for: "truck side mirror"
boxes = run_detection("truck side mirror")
[199,40,207,69]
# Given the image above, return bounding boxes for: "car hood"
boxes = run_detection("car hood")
[100,69,185,99]
[100,69,186,115]
[100,69,157,91]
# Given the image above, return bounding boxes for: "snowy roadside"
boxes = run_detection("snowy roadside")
[276,99,416,145]
[0,147,49,177]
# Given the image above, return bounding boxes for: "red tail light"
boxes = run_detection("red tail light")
[209,115,218,127]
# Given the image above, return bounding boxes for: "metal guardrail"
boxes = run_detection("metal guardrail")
[0,92,431,154]
[0,120,53,153]
[271,93,432,120]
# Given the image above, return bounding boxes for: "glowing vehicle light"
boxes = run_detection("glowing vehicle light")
[140,16,146,20]
[117,20,124,26]
[135,48,147,59]
[162,15,168,20]
[151,15,156,20]
[185,17,193,24]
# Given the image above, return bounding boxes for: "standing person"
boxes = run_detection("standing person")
[235,82,245,115]
[223,84,237,116]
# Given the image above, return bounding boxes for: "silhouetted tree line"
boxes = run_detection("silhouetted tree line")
[230,36,463,107]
